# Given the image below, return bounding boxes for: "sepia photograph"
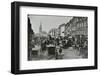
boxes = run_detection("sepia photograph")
[28,15,88,61]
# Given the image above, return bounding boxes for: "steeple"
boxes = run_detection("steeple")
[39,22,42,33]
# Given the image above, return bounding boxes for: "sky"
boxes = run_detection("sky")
[28,14,73,34]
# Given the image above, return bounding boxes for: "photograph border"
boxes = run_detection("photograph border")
[11,1,98,74]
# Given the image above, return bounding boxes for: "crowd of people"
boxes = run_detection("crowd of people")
[32,34,88,59]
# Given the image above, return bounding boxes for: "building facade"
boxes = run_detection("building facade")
[28,17,34,60]
[65,17,88,37]
[58,23,66,36]
[49,28,59,37]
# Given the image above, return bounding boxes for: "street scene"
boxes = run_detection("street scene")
[28,15,88,61]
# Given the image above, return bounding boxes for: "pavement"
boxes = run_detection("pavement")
[62,47,82,59]
[30,47,83,60]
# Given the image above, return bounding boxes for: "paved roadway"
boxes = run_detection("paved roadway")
[62,47,82,59]
[31,47,83,60]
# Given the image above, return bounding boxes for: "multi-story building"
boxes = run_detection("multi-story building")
[65,17,88,37]
[49,28,59,37]
[28,17,34,60]
[58,23,66,36]
[49,23,66,37]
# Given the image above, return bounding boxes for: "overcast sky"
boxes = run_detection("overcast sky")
[28,14,73,34]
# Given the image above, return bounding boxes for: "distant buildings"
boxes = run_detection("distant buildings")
[40,17,88,39]
[49,28,59,37]
[48,23,66,37]
[30,16,88,39]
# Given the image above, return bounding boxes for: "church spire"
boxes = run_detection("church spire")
[39,22,42,33]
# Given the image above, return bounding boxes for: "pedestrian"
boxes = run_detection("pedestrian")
[58,47,64,59]
[55,50,59,59]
